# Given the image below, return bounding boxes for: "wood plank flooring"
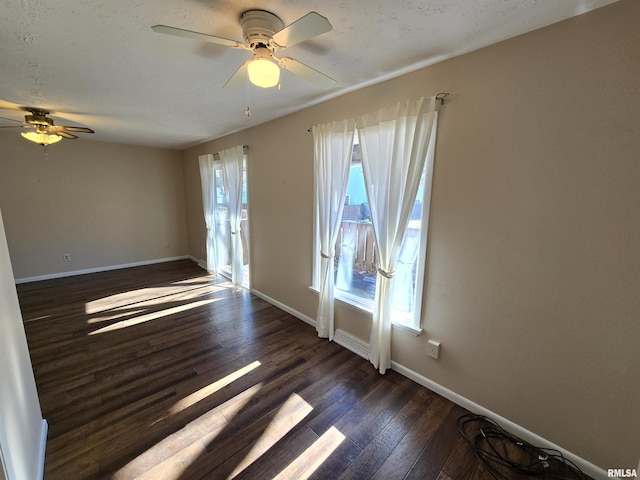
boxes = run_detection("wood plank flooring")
[16,259,583,480]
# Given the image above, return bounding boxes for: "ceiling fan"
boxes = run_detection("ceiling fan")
[0,108,94,146]
[152,9,336,90]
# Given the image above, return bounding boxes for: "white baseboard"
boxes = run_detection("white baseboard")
[247,293,610,480]
[192,257,208,270]
[37,419,48,480]
[250,288,317,327]
[15,255,192,284]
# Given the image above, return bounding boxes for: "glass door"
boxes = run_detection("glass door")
[213,160,250,288]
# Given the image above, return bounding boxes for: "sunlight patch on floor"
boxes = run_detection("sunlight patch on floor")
[22,314,51,323]
[112,382,264,480]
[171,274,228,286]
[88,298,219,335]
[272,426,346,480]
[85,283,226,315]
[227,393,314,479]
[170,361,261,415]
[86,308,148,324]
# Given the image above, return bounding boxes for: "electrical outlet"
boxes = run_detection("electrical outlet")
[427,340,440,359]
[63,253,71,262]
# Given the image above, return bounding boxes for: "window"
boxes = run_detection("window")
[313,140,429,332]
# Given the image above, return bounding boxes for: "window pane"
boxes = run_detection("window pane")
[334,145,426,328]
[391,169,426,326]
[335,154,376,303]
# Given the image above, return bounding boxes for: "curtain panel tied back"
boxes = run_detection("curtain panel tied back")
[198,154,217,274]
[357,96,438,374]
[219,145,246,286]
[313,119,356,340]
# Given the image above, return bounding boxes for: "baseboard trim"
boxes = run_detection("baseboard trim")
[37,419,48,480]
[248,292,609,480]
[15,256,192,284]
[250,288,316,327]
[250,291,370,361]
[192,257,208,270]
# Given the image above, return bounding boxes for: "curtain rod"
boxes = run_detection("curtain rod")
[306,93,449,132]
[212,144,248,160]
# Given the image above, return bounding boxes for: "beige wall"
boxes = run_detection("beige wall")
[0,132,189,280]
[183,0,639,470]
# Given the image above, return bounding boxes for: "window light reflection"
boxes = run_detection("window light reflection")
[227,393,314,478]
[87,298,218,335]
[86,308,148,324]
[85,284,225,314]
[113,382,264,480]
[170,361,261,415]
[273,426,346,480]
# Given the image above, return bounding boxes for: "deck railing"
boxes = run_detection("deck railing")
[335,221,377,274]
[335,219,421,276]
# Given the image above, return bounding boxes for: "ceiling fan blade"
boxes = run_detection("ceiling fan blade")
[0,122,29,129]
[223,61,250,90]
[279,57,336,89]
[0,116,22,124]
[58,125,95,134]
[48,126,87,136]
[272,12,332,48]
[151,25,246,49]
[55,130,78,139]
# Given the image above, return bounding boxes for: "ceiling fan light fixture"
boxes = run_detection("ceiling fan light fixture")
[247,48,280,88]
[21,131,63,146]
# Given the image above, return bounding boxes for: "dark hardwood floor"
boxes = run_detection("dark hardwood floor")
[16,259,581,480]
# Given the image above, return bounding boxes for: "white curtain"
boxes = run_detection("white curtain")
[219,146,246,286]
[199,154,217,274]
[357,96,438,374]
[313,119,356,340]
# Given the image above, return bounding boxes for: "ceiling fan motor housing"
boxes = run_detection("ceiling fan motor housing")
[25,109,54,126]
[240,10,284,49]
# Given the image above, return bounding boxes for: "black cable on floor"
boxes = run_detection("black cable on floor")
[457,414,591,480]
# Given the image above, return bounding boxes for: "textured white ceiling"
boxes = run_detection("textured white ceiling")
[0,0,618,149]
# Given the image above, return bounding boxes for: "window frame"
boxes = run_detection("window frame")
[311,139,428,335]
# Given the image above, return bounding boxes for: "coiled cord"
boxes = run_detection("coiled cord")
[457,414,591,480]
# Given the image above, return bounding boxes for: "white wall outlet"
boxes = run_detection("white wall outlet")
[427,340,440,359]
[63,253,71,262]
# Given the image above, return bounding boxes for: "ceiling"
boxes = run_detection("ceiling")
[0,0,618,150]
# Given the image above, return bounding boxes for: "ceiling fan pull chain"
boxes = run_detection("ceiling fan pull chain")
[245,75,252,117]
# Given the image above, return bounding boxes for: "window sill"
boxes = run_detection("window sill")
[308,286,423,336]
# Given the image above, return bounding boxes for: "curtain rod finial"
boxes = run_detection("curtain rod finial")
[435,92,449,105]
